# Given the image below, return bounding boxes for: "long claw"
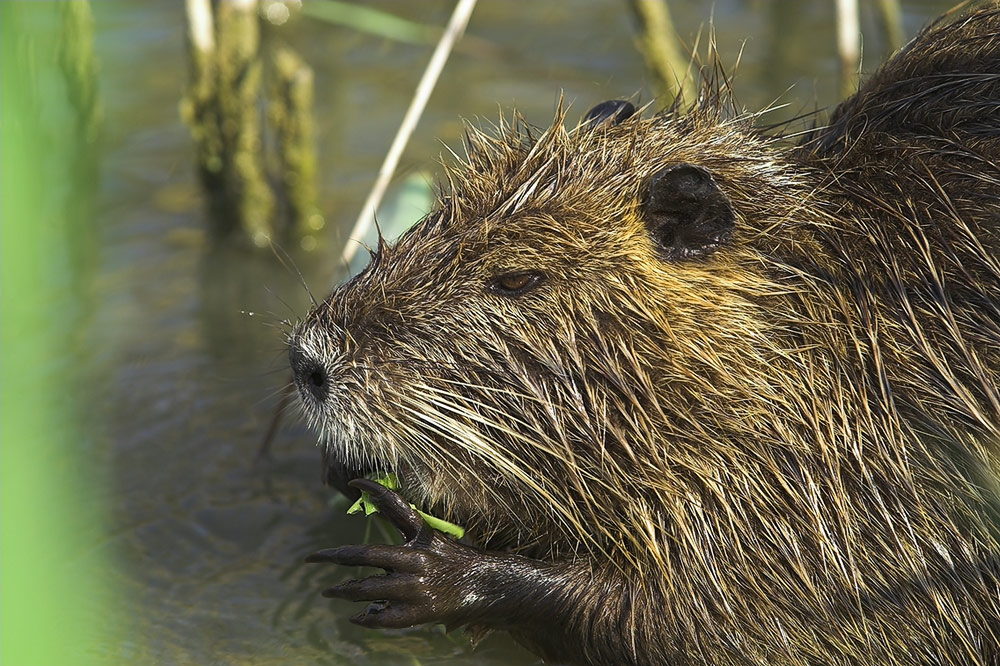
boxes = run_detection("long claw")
[323,574,422,602]
[304,544,423,572]
[348,478,425,541]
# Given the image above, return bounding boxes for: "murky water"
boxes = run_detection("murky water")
[72,1,957,663]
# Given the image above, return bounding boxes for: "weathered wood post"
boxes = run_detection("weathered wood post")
[181,0,318,248]
[270,46,324,248]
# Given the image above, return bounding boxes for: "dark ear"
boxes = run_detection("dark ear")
[580,100,636,131]
[642,163,735,260]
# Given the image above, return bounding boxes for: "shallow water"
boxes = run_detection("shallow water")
[65,1,957,663]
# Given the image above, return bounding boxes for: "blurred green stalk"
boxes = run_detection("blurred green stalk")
[625,0,696,106]
[1,2,124,664]
[877,0,904,52]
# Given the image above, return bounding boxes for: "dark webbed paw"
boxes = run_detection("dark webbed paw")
[306,479,487,629]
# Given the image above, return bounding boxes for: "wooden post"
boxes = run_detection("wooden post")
[182,0,278,246]
[214,0,274,246]
[181,0,226,232]
[270,47,323,246]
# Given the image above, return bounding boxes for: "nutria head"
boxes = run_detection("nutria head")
[288,101,815,559]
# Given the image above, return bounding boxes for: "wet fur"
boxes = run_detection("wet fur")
[293,6,1000,665]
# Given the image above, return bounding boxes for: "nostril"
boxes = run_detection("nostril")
[308,368,326,391]
[302,362,328,402]
[289,343,330,403]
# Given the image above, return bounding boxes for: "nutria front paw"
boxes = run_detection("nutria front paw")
[305,478,488,630]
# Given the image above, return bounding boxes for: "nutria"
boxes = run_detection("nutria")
[290,6,1000,666]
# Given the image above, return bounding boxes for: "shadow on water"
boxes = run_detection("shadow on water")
[73,1,959,663]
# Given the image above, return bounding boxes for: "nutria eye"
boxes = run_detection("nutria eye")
[490,271,544,296]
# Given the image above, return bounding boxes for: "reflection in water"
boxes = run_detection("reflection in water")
[80,1,956,663]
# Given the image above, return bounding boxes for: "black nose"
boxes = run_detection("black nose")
[289,345,329,403]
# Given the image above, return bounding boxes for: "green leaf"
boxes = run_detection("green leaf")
[346,473,465,539]
[415,510,465,539]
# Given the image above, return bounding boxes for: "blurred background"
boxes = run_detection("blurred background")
[0,1,959,664]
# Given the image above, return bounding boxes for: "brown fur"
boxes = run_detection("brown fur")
[292,6,1000,665]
